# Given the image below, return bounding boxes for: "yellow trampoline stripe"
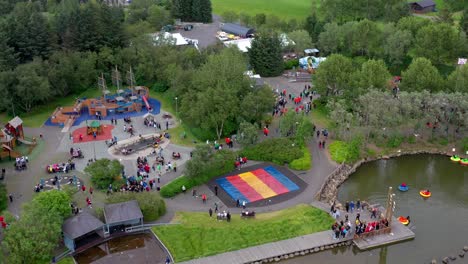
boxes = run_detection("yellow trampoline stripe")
[239,172,277,198]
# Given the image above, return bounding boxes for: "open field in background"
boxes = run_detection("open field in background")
[211,0,313,20]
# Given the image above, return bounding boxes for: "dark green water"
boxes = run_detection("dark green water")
[284,154,468,264]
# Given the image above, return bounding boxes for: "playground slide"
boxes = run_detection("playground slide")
[17,138,35,145]
[142,96,152,111]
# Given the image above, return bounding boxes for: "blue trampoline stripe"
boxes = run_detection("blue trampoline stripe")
[264,166,299,191]
[216,178,250,202]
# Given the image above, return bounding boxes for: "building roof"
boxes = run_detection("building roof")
[411,0,436,8]
[62,212,104,240]
[8,116,23,129]
[104,200,143,224]
[224,38,252,53]
[221,23,254,37]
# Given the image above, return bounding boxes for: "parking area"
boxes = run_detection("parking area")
[174,15,221,49]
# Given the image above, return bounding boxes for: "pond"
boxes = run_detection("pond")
[74,233,168,264]
[283,154,468,264]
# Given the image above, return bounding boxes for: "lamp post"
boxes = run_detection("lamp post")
[175,97,178,117]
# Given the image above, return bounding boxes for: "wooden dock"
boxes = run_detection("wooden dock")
[179,230,353,264]
[353,217,415,250]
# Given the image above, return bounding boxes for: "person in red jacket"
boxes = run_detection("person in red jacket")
[263,127,269,136]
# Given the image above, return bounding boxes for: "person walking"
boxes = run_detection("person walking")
[89,187,93,195]
[214,185,218,196]
[242,200,246,209]
[356,199,361,211]
[9,193,13,203]
[165,256,171,264]
[236,199,240,208]
[181,185,186,194]
[214,202,218,213]
[202,194,207,204]
[209,208,213,217]
[345,201,350,213]
[349,200,355,213]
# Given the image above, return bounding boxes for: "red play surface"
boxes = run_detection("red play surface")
[72,125,115,143]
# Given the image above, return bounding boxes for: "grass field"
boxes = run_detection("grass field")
[0,89,102,128]
[153,204,334,262]
[211,0,313,20]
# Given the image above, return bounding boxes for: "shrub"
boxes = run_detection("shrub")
[107,192,166,221]
[289,147,311,170]
[386,134,405,148]
[84,159,124,190]
[0,182,7,212]
[284,59,299,70]
[161,147,237,198]
[438,137,449,146]
[329,137,362,163]
[462,138,468,152]
[160,175,193,198]
[240,138,303,165]
[152,81,169,93]
[407,135,416,144]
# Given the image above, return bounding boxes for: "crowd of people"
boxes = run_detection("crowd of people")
[15,156,28,170]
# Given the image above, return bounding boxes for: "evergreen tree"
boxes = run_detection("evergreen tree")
[248,32,283,77]
[461,9,468,34]
[197,0,212,23]
[0,21,16,71]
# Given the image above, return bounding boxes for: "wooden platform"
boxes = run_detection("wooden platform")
[179,230,352,264]
[353,217,415,250]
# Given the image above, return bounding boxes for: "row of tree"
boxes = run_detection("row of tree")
[329,90,468,141]
[314,54,468,99]
[317,17,467,66]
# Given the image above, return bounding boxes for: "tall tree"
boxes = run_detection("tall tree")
[195,0,212,23]
[288,30,313,54]
[414,23,461,65]
[248,32,284,77]
[318,23,342,55]
[14,58,50,112]
[182,48,252,139]
[461,9,468,34]
[401,57,443,92]
[0,21,16,71]
[353,59,391,94]
[447,65,468,93]
[383,29,412,65]
[314,54,354,96]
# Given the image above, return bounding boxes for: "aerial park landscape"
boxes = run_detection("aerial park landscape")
[0,0,467,264]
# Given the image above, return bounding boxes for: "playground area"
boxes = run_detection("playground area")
[71,121,115,143]
[1,116,38,160]
[46,86,161,128]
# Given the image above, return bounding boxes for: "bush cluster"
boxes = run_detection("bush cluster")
[0,183,7,212]
[386,134,405,148]
[107,192,166,221]
[161,149,237,198]
[289,147,312,171]
[240,138,303,165]
[329,137,362,163]
[284,59,299,70]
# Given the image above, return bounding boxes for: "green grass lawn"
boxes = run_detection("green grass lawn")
[153,204,334,262]
[0,89,102,128]
[211,0,313,20]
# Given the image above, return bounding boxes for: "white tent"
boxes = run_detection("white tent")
[223,38,252,53]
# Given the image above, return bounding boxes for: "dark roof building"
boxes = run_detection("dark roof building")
[104,200,143,234]
[62,212,105,252]
[409,0,436,13]
[221,23,254,38]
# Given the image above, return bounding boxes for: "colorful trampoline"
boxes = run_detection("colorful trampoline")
[216,166,300,203]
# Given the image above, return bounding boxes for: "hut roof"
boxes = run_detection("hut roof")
[221,23,254,37]
[62,212,104,239]
[8,116,23,128]
[104,200,143,224]
[411,0,436,8]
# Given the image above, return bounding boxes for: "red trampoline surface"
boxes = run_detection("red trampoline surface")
[72,125,115,143]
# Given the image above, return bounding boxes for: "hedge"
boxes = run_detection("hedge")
[0,183,8,212]
[329,137,362,163]
[289,147,311,170]
[240,138,303,165]
[161,150,237,198]
[107,192,166,221]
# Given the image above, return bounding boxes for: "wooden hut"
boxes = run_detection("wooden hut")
[409,0,436,13]
[104,200,143,234]
[5,116,24,139]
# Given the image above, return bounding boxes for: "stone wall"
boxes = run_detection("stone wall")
[317,149,451,207]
